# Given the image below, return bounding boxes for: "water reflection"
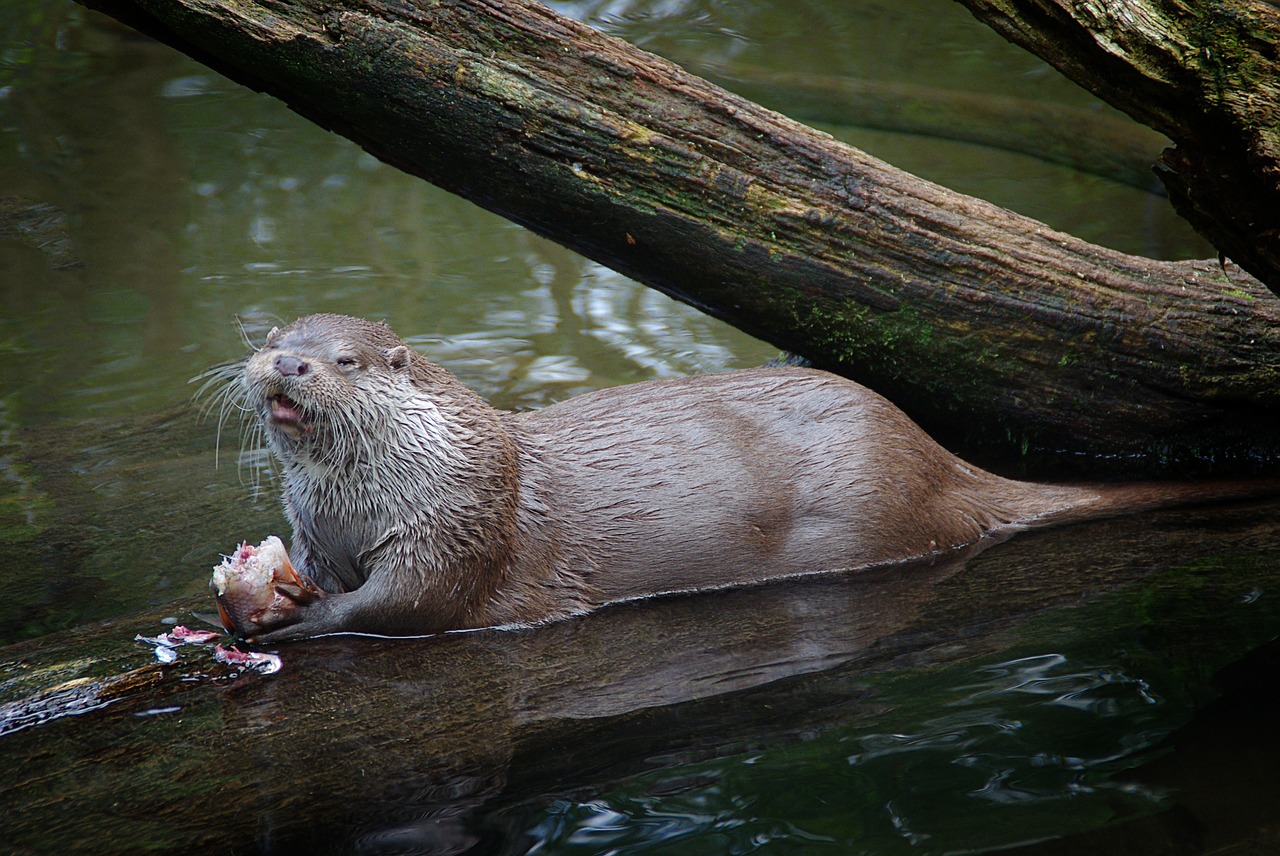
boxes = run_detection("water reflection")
[420,256,755,410]
[563,0,1207,258]
[507,646,1174,855]
[466,507,1279,856]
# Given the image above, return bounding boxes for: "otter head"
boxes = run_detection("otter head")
[243,313,417,466]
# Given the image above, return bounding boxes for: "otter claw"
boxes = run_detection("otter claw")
[274,580,323,605]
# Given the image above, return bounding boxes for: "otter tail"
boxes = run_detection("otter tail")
[1009,477,1280,530]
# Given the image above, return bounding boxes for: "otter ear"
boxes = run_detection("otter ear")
[387,345,411,372]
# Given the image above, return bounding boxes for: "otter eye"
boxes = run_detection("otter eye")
[335,356,358,368]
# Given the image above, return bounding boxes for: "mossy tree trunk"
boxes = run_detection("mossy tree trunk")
[76,0,1280,469]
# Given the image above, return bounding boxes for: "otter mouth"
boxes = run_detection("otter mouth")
[268,394,310,434]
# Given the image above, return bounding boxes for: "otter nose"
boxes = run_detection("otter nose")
[274,354,310,377]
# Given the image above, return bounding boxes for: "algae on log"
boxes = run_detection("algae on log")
[956,0,1280,297]
[75,0,1280,468]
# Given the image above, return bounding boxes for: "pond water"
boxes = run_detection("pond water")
[1,0,1274,854]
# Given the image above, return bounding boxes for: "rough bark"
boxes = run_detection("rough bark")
[75,0,1280,469]
[956,0,1280,295]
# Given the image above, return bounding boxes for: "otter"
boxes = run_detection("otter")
[213,313,1270,643]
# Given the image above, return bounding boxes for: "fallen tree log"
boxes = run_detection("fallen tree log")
[956,0,1280,296]
[76,0,1280,470]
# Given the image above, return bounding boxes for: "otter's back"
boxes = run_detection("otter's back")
[512,367,1033,603]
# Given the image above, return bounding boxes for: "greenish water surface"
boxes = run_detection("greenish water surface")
[1,1,1273,855]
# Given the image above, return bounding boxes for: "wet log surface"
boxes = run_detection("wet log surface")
[75,0,1280,470]
[3,495,1279,853]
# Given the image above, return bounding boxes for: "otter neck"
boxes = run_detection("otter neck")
[281,380,524,604]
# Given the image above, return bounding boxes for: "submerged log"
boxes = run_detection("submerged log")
[3,496,1280,852]
[75,0,1280,468]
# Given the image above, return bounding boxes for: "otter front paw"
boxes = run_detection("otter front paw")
[211,536,324,640]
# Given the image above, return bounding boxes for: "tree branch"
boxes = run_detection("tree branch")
[956,0,1280,292]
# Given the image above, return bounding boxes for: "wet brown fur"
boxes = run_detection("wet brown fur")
[230,313,1275,642]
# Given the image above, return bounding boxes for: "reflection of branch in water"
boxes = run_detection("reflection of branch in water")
[419,231,773,410]
[561,0,1165,191]
[677,63,1166,193]
[525,232,770,382]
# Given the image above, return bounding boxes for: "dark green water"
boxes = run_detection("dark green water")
[2,1,1275,854]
